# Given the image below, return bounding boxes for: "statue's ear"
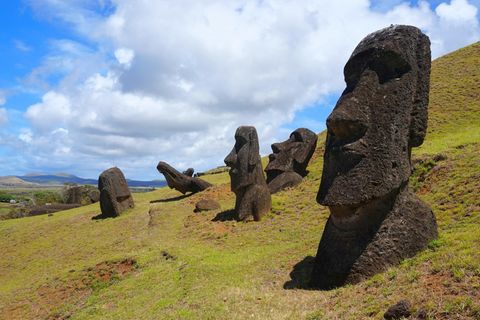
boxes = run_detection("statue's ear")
[293,134,318,164]
[409,32,430,147]
[248,130,260,167]
[293,147,310,164]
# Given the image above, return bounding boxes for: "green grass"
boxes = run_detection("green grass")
[0,43,479,319]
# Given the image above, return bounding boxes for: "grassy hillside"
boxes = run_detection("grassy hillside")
[0,43,479,320]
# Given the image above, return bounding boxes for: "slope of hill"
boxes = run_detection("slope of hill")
[0,43,479,319]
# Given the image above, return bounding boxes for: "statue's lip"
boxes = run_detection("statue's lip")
[330,139,367,157]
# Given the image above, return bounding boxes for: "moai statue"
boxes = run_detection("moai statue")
[157,162,212,194]
[183,168,194,177]
[98,167,134,217]
[265,128,318,194]
[224,126,271,221]
[310,25,438,289]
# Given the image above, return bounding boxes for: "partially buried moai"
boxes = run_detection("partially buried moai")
[98,167,134,218]
[265,128,318,194]
[310,25,438,289]
[224,126,271,221]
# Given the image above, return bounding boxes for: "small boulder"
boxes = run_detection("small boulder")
[384,300,412,320]
[194,199,221,212]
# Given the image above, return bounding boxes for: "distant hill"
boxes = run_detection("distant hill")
[0,176,38,187]
[0,173,167,188]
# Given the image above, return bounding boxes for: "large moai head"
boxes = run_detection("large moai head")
[310,25,436,289]
[224,126,271,221]
[224,126,264,192]
[318,25,431,207]
[265,128,318,193]
[98,167,134,217]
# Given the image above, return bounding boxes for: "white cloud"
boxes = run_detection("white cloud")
[18,0,480,179]
[436,0,478,22]
[14,39,32,52]
[0,108,8,126]
[114,47,134,68]
[25,91,72,132]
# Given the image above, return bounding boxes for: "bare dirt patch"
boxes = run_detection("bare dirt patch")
[1,258,138,320]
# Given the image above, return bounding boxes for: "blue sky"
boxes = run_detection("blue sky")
[0,0,479,180]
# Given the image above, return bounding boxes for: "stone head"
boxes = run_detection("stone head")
[98,167,131,202]
[318,25,431,207]
[224,126,262,192]
[265,128,317,178]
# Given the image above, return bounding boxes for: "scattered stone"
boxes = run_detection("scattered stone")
[161,250,177,261]
[310,25,438,289]
[414,308,427,319]
[98,167,134,218]
[383,300,412,319]
[265,128,318,194]
[157,161,212,194]
[433,153,447,162]
[224,126,271,221]
[194,199,221,212]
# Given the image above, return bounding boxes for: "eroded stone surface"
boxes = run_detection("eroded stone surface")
[98,167,134,218]
[157,161,211,194]
[224,126,271,221]
[265,128,317,194]
[194,199,221,212]
[310,25,437,289]
[384,300,412,320]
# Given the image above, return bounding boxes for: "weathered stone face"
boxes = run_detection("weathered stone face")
[157,161,211,194]
[318,25,431,207]
[265,128,317,193]
[310,25,437,289]
[224,126,261,192]
[224,126,271,221]
[98,167,134,217]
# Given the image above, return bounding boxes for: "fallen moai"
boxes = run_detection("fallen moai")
[157,161,212,194]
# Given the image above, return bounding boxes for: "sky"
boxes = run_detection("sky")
[0,0,479,180]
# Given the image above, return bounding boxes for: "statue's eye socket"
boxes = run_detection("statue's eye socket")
[369,51,411,83]
[344,49,411,89]
[234,137,247,152]
[290,132,303,142]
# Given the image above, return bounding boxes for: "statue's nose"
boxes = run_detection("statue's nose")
[224,149,237,167]
[271,142,283,153]
[326,99,368,141]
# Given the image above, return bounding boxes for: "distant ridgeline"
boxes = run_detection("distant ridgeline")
[15,174,167,188]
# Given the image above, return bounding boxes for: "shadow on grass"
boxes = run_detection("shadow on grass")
[91,213,115,220]
[283,256,315,289]
[212,209,238,222]
[150,193,193,203]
